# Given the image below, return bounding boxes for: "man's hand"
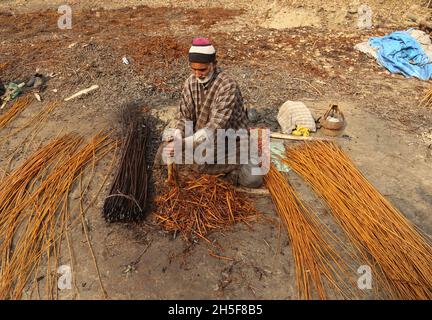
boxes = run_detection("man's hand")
[162,141,175,161]
[162,128,182,143]
[161,128,182,164]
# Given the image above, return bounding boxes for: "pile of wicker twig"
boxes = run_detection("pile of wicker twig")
[154,173,260,244]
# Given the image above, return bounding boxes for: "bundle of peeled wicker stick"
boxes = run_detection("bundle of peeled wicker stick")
[154,173,260,244]
[0,95,31,130]
[0,132,115,299]
[283,141,432,300]
[264,164,364,300]
[103,105,149,222]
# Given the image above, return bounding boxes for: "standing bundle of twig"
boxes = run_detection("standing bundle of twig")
[154,173,260,244]
[264,164,364,300]
[284,141,432,300]
[103,106,149,222]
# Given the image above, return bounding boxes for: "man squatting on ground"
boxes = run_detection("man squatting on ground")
[157,37,265,188]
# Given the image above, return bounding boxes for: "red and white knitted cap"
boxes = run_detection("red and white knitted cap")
[188,37,216,63]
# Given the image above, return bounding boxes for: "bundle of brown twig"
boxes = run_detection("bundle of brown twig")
[284,141,432,300]
[103,106,149,222]
[154,173,259,243]
[0,95,31,130]
[0,102,60,179]
[265,164,364,300]
[0,132,115,299]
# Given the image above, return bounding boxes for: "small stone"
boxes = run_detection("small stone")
[248,108,260,123]
[33,76,43,89]
[407,14,419,22]
[348,7,357,14]
[427,145,432,158]
[419,19,432,29]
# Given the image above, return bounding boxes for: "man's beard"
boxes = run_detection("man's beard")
[197,70,214,84]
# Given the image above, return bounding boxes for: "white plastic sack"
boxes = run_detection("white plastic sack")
[277,100,316,134]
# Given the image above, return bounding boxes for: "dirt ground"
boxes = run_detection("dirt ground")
[0,0,431,300]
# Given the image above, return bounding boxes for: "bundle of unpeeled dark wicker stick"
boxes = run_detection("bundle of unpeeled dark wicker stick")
[0,131,115,299]
[102,106,149,222]
[283,141,432,300]
[264,164,365,300]
[154,173,260,244]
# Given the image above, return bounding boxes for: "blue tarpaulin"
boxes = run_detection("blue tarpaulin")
[369,30,432,80]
